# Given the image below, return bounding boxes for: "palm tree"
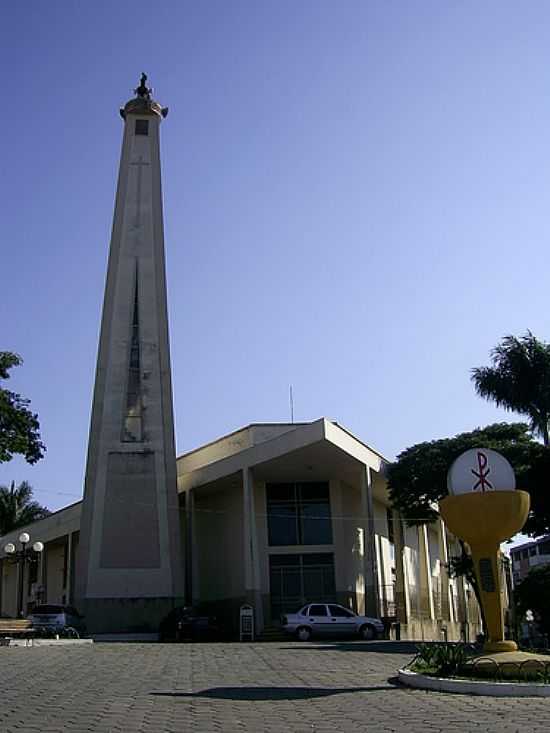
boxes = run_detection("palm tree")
[472,332,550,446]
[0,481,50,537]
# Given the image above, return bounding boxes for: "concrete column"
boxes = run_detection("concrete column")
[188,489,200,606]
[184,490,192,604]
[458,576,470,640]
[392,510,408,625]
[418,525,435,621]
[437,519,453,623]
[242,468,264,633]
[329,479,346,603]
[360,464,379,617]
[243,469,253,593]
[244,467,264,633]
[65,534,73,605]
[376,534,388,616]
[40,544,47,603]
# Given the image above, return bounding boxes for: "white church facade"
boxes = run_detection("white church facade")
[1,77,485,639]
[1,417,483,639]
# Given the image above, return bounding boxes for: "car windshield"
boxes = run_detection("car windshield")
[31,606,65,614]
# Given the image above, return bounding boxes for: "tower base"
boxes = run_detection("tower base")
[79,597,185,635]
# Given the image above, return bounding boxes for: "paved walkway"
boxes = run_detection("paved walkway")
[1,640,549,732]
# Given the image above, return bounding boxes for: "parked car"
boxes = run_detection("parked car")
[158,606,221,642]
[281,603,385,641]
[27,605,85,633]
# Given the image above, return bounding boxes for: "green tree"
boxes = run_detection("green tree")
[0,480,50,536]
[514,565,550,637]
[472,332,550,446]
[387,422,539,525]
[0,352,45,464]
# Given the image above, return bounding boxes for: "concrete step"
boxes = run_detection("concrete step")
[257,626,287,642]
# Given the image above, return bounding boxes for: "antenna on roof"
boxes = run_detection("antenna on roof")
[289,384,294,423]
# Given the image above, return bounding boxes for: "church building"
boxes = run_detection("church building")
[0,79,483,641]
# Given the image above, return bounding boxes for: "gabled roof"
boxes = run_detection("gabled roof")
[177,417,388,491]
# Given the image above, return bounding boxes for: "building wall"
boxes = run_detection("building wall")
[339,480,363,612]
[46,542,67,606]
[375,503,395,617]
[193,485,244,620]
[511,536,550,584]
[1,561,18,618]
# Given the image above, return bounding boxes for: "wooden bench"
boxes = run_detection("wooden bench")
[0,619,35,639]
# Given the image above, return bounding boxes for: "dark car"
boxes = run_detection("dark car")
[158,606,221,642]
[28,604,85,634]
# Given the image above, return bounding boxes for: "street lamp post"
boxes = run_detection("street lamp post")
[3,533,44,618]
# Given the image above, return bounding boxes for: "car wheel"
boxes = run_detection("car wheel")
[359,624,377,641]
[296,626,312,642]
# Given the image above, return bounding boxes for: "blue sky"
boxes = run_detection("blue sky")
[2,1,550,515]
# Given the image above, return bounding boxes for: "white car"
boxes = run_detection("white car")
[281,603,385,641]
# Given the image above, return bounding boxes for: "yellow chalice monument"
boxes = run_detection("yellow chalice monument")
[441,448,529,654]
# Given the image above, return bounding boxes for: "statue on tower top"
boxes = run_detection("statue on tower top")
[121,74,167,119]
[135,73,152,99]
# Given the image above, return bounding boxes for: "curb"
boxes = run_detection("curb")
[7,638,94,647]
[398,668,550,697]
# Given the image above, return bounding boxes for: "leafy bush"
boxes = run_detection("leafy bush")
[410,643,474,677]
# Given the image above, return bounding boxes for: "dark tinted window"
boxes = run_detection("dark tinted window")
[269,554,300,567]
[135,119,149,135]
[267,482,332,546]
[529,547,537,556]
[31,605,64,614]
[539,541,550,555]
[270,553,336,619]
[301,483,332,544]
[267,490,298,545]
[308,605,328,616]
[329,605,354,617]
[302,553,334,565]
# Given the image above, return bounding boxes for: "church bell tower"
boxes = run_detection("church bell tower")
[76,76,184,632]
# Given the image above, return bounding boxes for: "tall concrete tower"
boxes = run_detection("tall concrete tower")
[76,75,184,633]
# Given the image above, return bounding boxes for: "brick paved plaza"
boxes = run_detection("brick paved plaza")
[1,641,549,732]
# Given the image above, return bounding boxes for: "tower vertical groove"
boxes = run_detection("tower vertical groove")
[76,76,184,632]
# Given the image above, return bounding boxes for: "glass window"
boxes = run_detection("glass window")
[529,546,537,556]
[135,119,149,135]
[266,482,332,546]
[522,550,529,559]
[539,541,550,556]
[269,553,335,620]
[328,605,354,617]
[308,605,328,616]
[122,280,143,442]
[269,554,300,567]
[300,483,332,544]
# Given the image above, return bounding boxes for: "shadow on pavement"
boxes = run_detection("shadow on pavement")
[278,641,419,655]
[150,684,396,701]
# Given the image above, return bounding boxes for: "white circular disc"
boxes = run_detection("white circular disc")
[447,448,516,495]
